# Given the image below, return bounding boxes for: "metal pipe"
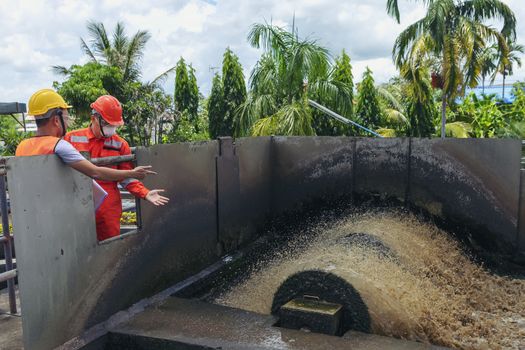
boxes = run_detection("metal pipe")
[91,154,135,166]
[98,229,139,245]
[0,175,17,313]
[0,269,17,283]
[308,100,384,138]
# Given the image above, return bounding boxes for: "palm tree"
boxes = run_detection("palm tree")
[493,39,524,100]
[237,23,353,136]
[53,21,174,84]
[392,0,515,138]
[479,46,498,95]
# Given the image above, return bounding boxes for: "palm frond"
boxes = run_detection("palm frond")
[277,102,315,136]
[376,128,398,137]
[51,65,71,76]
[393,18,427,67]
[445,121,472,138]
[384,108,408,126]
[80,37,98,62]
[123,30,151,81]
[251,115,279,136]
[86,21,111,59]
[113,22,128,56]
[150,66,177,86]
[247,22,293,62]
[459,0,516,39]
[386,0,401,23]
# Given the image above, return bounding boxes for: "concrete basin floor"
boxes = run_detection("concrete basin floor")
[106,297,446,350]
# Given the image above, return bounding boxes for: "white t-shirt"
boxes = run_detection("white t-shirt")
[54,139,86,164]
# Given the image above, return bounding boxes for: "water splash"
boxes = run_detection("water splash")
[214,210,525,349]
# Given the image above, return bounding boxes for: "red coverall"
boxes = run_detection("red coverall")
[64,127,149,241]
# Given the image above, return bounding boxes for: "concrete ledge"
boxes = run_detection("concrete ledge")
[105,297,444,350]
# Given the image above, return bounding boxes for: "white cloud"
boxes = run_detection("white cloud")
[0,0,524,103]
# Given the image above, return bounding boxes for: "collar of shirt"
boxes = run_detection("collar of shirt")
[86,126,97,140]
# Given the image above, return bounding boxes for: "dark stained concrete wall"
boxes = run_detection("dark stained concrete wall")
[236,137,273,244]
[354,138,409,202]
[410,139,521,253]
[272,137,354,213]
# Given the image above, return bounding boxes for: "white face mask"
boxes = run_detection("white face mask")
[102,125,117,137]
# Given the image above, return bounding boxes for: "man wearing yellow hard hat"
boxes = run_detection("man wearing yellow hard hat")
[16,89,155,184]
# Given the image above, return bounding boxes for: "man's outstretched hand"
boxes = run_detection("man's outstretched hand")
[145,189,169,206]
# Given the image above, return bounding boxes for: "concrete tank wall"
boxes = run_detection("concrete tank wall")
[354,138,409,202]
[6,137,524,350]
[409,139,521,253]
[236,137,273,243]
[272,137,354,213]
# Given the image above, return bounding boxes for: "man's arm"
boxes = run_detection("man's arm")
[55,139,155,182]
[69,160,154,182]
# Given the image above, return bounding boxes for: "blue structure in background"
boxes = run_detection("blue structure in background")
[463,84,524,104]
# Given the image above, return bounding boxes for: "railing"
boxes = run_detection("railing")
[0,157,17,314]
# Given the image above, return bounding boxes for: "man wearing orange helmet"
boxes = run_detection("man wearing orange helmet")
[16,89,155,184]
[65,95,169,241]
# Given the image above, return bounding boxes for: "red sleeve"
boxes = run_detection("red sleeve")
[118,139,150,199]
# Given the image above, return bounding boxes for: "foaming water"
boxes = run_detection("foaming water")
[213,210,525,349]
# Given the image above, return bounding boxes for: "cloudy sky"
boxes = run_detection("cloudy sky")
[1,0,525,103]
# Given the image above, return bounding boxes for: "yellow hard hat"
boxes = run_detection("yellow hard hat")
[28,89,71,117]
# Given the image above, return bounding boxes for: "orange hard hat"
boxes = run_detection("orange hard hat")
[90,95,124,126]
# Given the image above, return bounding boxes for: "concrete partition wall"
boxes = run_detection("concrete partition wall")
[236,137,272,244]
[410,139,521,253]
[7,141,221,350]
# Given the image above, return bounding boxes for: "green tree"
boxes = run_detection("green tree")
[312,49,354,136]
[188,64,199,120]
[173,58,200,139]
[356,67,382,131]
[493,39,524,100]
[53,21,167,83]
[52,21,175,146]
[0,117,29,156]
[123,82,173,146]
[174,58,191,114]
[169,95,209,143]
[221,48,247,137]
[238,23,353,136]
[392,0,516,138]
[53,62,122,125]
[479,45,498,95]
[399,56,436,137]
[208,73,224,139]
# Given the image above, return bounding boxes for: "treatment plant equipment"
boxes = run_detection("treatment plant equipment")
[2,136,524,349]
